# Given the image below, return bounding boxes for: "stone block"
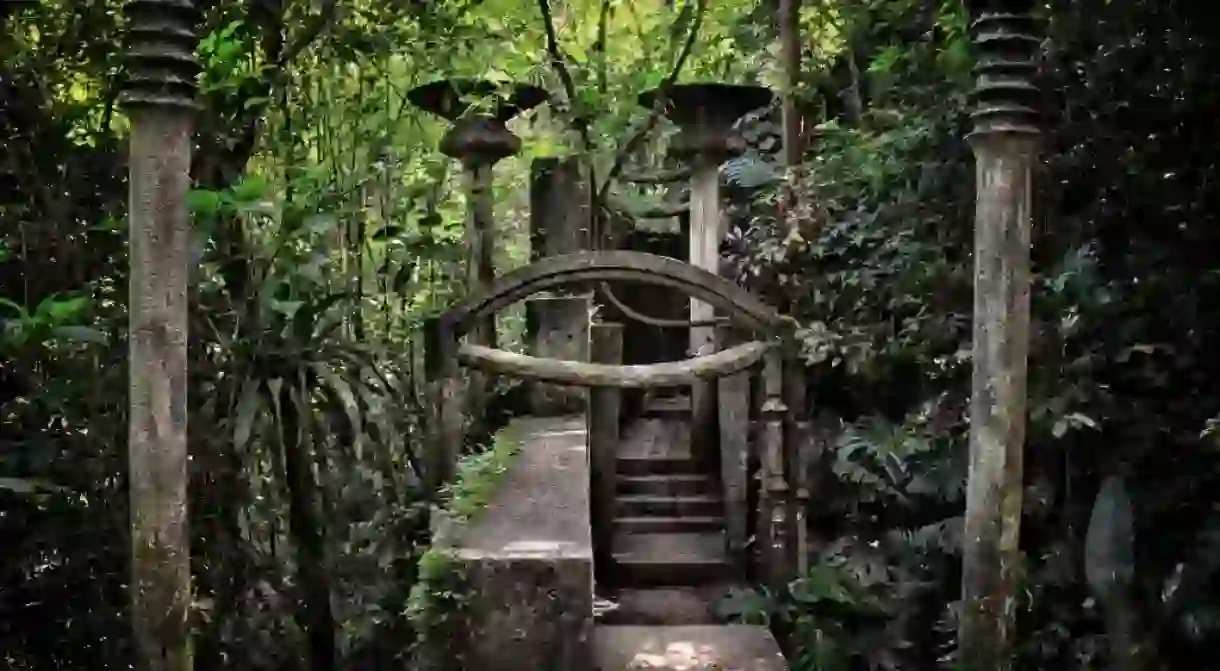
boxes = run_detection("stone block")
[431,417,595,671]
[526,294,592,415]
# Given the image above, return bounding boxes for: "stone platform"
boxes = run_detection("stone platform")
[432,416,594,671]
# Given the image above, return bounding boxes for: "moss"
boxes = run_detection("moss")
[445,423,523,523]
[406,423,523,670]
[405,546,466,670]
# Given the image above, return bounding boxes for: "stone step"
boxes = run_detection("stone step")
[612,559,733,586]
[614,516,725,535]
[617,494,722,518]
[616,456,704,476]
[610,531,731,586]
[595,585,739,625]
[594,625,788,670]
[642,395,692,418]
[617,473,715,496]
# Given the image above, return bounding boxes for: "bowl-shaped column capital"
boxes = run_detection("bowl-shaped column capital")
[639,83,773,162]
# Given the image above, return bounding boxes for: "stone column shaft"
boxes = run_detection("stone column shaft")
[959,9,1041,669]
[122,1,198,668]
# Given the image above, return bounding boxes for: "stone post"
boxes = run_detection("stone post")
[409,79,547,421]
[759,348,791,591]
[528,294,592,415]
[589,322,623,570]
[526,157,593,414]
[638,84,772,464]
[121,1,197,668]
[958,7,1041,670]
[529,157,591,261]
[423,316,458,494]
[716,325,751,570]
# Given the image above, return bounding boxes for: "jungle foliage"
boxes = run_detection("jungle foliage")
[2,0,1219,669]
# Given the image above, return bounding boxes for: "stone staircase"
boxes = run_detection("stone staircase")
[593,396,787,670]
[599,396,737,623]
[611,417,732,589]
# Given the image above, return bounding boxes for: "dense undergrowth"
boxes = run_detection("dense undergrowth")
[3,0,1220,669]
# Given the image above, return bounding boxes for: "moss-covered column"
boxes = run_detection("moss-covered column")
[959,6,1041,669]
[121,1,198,668]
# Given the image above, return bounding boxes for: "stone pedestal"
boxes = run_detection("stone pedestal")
[410,78,547,448]
[638,83,772,465]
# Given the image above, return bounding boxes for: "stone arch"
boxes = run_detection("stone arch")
[437,250,783,337]
[431,251,785,388]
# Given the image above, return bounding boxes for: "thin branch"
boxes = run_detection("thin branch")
[537,0,593,154]
[279,0,339,66]
[596,0,707,204]
[596,0,611,94]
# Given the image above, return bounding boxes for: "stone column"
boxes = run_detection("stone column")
[121,1,197,668]
[716,325,751,570]
[759,348,792,592]
[589,322,623,570]
[409,79,547,421]
[528,293,592,415]
[526,157,593,414]
[530,157,591,260]
[958,7,1041,670]
[638,84,772,463]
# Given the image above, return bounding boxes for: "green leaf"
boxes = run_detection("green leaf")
[36,296,88,323]
[1085,475,1135,603]
[0,477,67,494]
[311,363,364,460]
[50,325,108,344]
[0,297,29,319]
[791,566,855,605]
[295,292,354,343]
[233,378,263,452]
[189,189,226,217]
[1065,412,1099,430]
[230,174,269,203]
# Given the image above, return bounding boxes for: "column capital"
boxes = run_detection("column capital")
[640,83,772,163]
[408,79,547,167]
[120,0,200,112]
[968,10,1041,144]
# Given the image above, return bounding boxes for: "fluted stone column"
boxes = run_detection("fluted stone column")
[121,1,198,668]
[958,7,1041,670]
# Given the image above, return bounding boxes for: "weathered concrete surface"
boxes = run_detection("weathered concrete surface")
[436,416,594,671]
[594,625,787,670]
[596,585,740,625]
[526,293,592,415]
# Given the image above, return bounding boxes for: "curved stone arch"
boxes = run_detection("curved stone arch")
[438,250,783,338]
